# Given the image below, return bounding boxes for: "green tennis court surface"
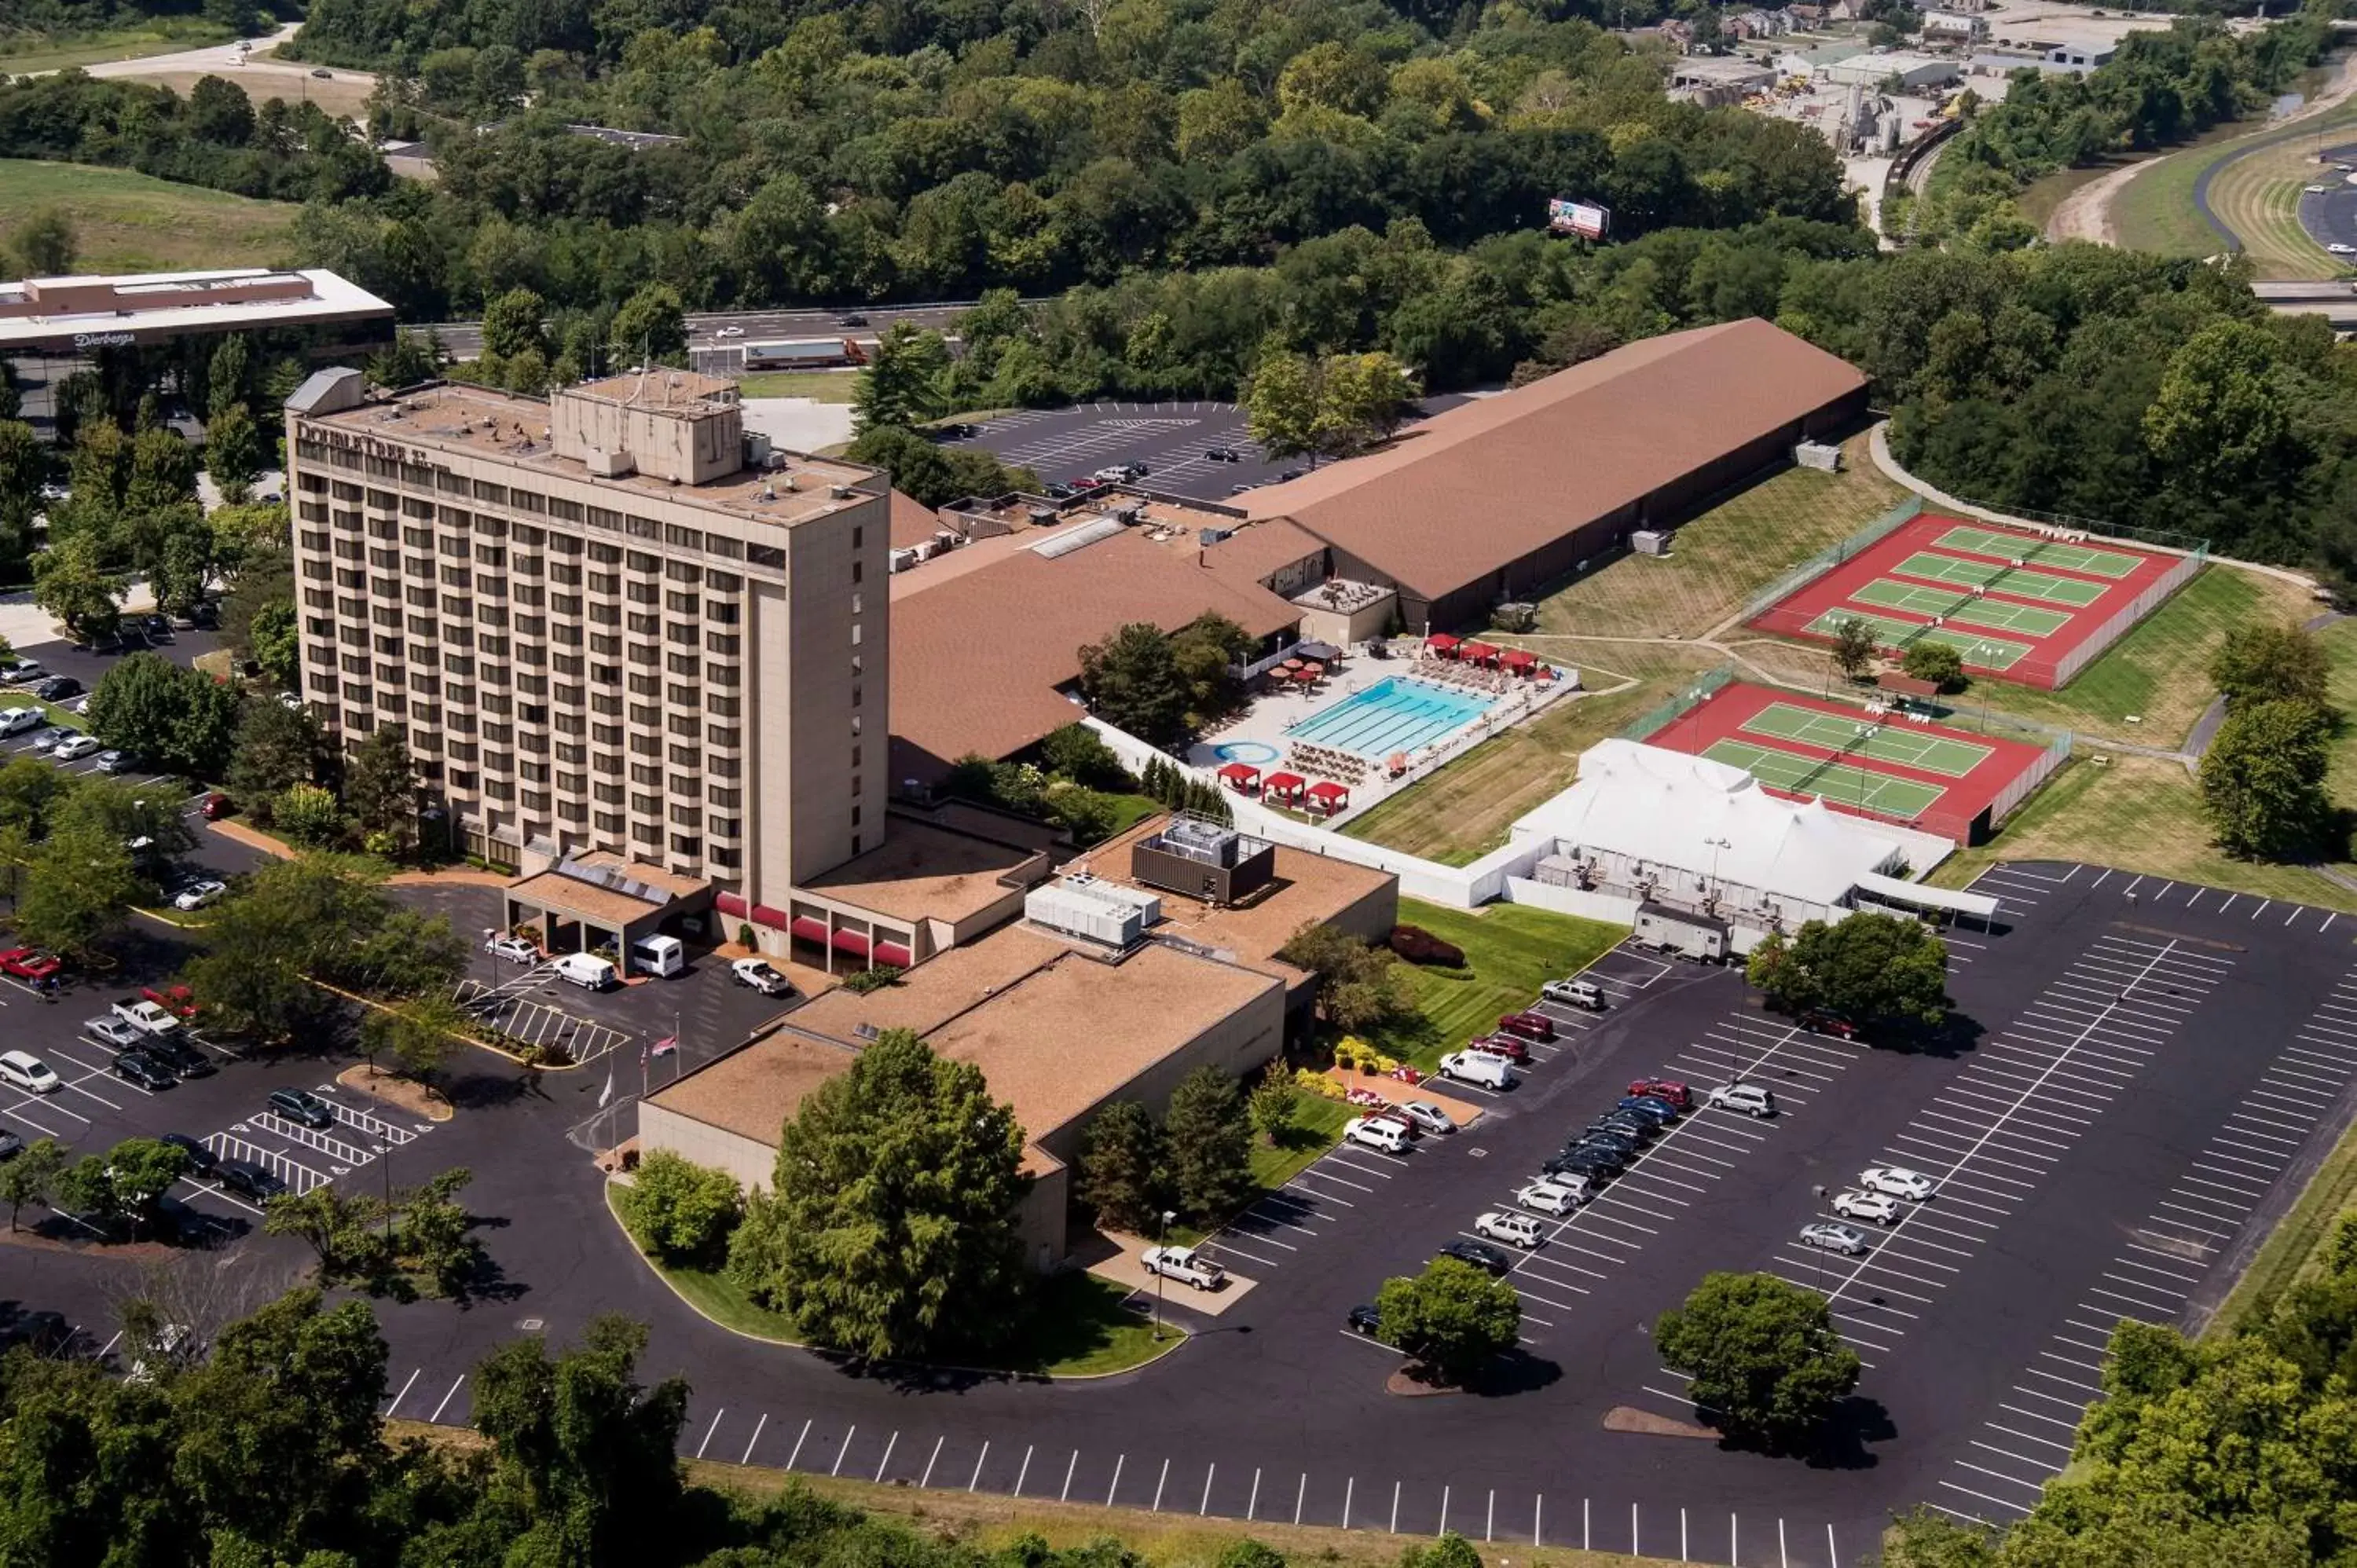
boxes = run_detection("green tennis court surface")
[1743,702,1993,777]
[1801,607,2033,669]
[1849,578,2074,638]
[1934,524,2142,579]
[1702,738,1946,819]
[1889,551,2108,607]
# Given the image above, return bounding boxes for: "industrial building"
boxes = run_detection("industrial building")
[1820,50,1962,88]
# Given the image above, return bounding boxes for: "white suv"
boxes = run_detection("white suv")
[1705,1081,1776,1117]
[1517,1178,1587,1215]
[1475,1210,1543,1248]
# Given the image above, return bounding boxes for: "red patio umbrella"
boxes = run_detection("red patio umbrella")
[1497,647,1537,672]
[1426,633,1462,658]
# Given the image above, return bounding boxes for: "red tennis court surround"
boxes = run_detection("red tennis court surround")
[1641,682,2060,845]
[1748,513,2196,689]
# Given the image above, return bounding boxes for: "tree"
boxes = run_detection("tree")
[1077,1100,1167,1233]
[264,1184,390,1285]
[1039,722,1131,789]
[11,207,76,276]
[180,855,451,1042]
[2210,622,2329,709]
[1170,613,1256,731]
[726,1029,1031,1359]
[275,782,346,847]
[1746,911,1948,1028]
[1654,1271,1861,1450]
[1316,353,1417,456]
[358,991,465,1090]
[616,1149,743,1264]
[1248,1077,1298,1146]
[2143,319,2305,499]
[103,1138,189,1239]
[342,724,417,852]
[1245,346,1320,465]
[607,283,687,366]
[53,777,198,862]
[396,1167,481,1299]
[1077,622,1191,746]
[1900,641,1966,692]
[0,1136,68,1229]
[1164,1065,1253,1224]
[0,753,65,835]
[207,333,253,420]
[86,652,239,777]
[15,823,143,958]
[2200,698,2333,861]
[225,698,321,821]
[203,403,268,501]
[1277,921,1417,1033]
[1831,616,1880,681]
[1373,1257,1521,1385]
[479,288,552,363]
[469,1316,689,1565]
[852,324,953,431]
[31,533,124,643]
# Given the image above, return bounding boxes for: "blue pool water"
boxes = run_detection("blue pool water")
[1285,677,1495,758]
[1214,740,1281,765]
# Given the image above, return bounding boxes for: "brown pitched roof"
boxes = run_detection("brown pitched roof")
[889,522,1304,779]
[889,489,941,550]
[1243,319,1866,599]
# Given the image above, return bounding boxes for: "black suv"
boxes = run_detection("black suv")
[267,1087,335,1130]
[112,1052,175,1091]
[159,1132,216,1175]
[141,1035,214,1079]
[1346,1302,1384,1337]
[1438,1239,1512,1276]
[217,1160,288,1201]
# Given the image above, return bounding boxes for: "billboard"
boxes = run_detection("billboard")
[1547,198,1611,240]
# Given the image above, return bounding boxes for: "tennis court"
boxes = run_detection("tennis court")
[1802,606,2036,668]
[1934,524,2143,579]
[1849,578,2075,638]
[1743,701,1993,776]
[1702,738,1947,819]
[1889,551,2110,607]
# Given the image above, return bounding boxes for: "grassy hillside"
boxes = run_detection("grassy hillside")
[0,158,299,274]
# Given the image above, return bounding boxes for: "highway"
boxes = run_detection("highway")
[2251,279,2357,329]
[423,298,1048,361]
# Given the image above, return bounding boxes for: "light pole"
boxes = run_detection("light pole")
[1153,1209,1175,1340]
[1701,834,1731,901]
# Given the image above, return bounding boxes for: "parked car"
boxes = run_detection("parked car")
[217,1159,288,1201]
[1831,1189,1901,1225]
[1574,1125,1643,1156]
[1494,1011,1556,1042]
[53,735,101,761]
[173,879,227,913]
[1139,1245,1226,1291]
[140,984,199,1020]
[1860,1166,1936,1201]
[1437,1050,1512,1090]
[1343,1116,1409,1154]
[1799,1222,1870,1257]
[85,1017,146,1050]
[94,750,136,775]
[1615,1094,1679,1125]
[1474,1211,1543,1249]
[200,792,235,820]
[112,998,181,1037]
[1705,1081,1776,1117]
[0,1051,60,1094]
[30,729,65,753]
[1277,467,1305,482]
[1466,1032,1531,1064]
[0,707,41,736]
[1798,1008,1858,1039]
[1395,1101,1453,1135]
[159,1132,216,1175]
[1546,1145,1622,1181]
[486,935,539,964]
[1541,978,1605,1010]
[32,676,79,702]
[714,324,745,337]
[1346,1302,1384,1337]
[1626,1078,1691,1110]
[1517,1178,1586,1215]
[1204,446,1241,462]
[0,1127,21,1160]
[1438,1238,1512,1275]
[139,1035,213,1079]
[0,661,46,685]
[1043,482,1076,500]
[730,958,794,996]
[0,947,61,982]
[267,1087,336,1130]
[113,1052,175,1091]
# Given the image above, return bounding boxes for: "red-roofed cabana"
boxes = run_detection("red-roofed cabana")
[1215,761,1262,792]
[1264,771,1307,802]
[1498,647,1538,673]
[1460,640,1500,665]
[1426,633,1462,658]
[1305,780,1351,813]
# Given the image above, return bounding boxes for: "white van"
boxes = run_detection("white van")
[629,933,684,978]
[0,1050,60,1094]
[1438,1050,1514,1090]
[552,952,618,991]
[1343,1116,1409,1155]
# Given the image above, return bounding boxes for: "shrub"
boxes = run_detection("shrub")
[842,964,905,995]
[1388,924,1465,966]
[273,782,344,847]
[616,1149,743,1264]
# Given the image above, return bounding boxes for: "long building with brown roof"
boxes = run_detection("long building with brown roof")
[1243,317,1867,630]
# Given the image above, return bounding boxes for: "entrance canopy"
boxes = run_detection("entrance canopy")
[503,852,712,973]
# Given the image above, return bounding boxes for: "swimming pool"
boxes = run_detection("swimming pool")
[1285,677,1494,758]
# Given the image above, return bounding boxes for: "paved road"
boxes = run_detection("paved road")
[423,299,1050,362]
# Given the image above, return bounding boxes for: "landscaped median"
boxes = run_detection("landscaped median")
[603,1181,1184,1378]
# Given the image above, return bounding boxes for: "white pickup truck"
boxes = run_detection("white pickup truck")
[1140,1245,1226,1291]
[112,998,182,1038]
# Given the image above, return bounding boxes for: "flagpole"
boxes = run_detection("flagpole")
[673,1012,684,1084]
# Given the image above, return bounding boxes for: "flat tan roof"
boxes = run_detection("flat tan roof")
[797,817,1047,926]
[507,872,662,931]
[1069,814,1395,987]
[306,383,881,531]
[645,1030,857,1147]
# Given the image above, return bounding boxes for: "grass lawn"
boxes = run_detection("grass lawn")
[0,159,298,275]
[1248,1089,1352,1192]
[736,371,860,401]
[1367,898,1628,1071]
[2113,99,2357,268]
[607,1185,1179,1376]
[1533,432,1907,641]
[1340,644,1724,865]
[0,20,233,73]
[2201,119,2357,280]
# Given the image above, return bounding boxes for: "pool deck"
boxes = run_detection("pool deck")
[1186,651,1582,823]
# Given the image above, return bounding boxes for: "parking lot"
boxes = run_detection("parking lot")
[950,395,1471,506]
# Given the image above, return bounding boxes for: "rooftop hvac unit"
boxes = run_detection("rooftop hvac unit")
[1027,876,1162,948]
[1154,816,1242,866]
[1026,507,1058,526]
[1198,526,1233,546]
[1632,529,1671,556]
